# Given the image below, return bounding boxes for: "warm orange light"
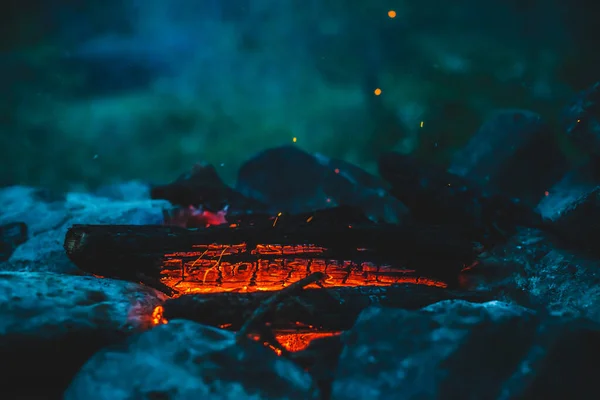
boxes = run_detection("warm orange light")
[276,331,342,352]
[388,10,397,18]
[151,305,168,326]
[161,243,448,295]
[374,88,382,96]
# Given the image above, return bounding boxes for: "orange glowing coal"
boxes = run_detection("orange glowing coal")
[150,305,340,354]
[154,241,448,355]
[161,243,447,295]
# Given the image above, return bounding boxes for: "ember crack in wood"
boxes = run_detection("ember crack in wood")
[162,284,493,333]
[236,272,325,340]
[64,219,478,295]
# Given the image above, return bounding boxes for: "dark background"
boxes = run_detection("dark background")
[1,0,598,190]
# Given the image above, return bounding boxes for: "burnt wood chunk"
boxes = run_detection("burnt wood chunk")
[162,285,492,333]
[64,207,478,295]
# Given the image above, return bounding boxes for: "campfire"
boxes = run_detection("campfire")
[64,206,472,353]
[62,146,540,356]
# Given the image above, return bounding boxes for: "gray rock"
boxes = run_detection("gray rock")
[332,301,538,400]
[65,320,314,400]
[0,186,170,273]
[0,271,166,398]
[536,162,598,221]
[475,228,600,323]
[449,109,566,205]
[236,146,408,223]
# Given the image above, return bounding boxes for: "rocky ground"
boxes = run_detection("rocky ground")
[2,84,600,399]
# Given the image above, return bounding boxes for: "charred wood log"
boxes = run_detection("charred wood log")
[64,208,479,295]
[162,284,492,333]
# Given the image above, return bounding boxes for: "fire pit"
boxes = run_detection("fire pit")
[64,203,483,353]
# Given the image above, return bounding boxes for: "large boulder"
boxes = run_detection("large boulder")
[0,271,166,398]
[65,320,313,400]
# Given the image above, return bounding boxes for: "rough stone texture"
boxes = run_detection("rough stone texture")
[562,81,600,155]
[449,109,567,205]
[536,161,599,221]
[0,186,169,274]
[332,301,538,400]
[547,186,600,256]
[65,320,313,400]
[333,302,600,400]
[472,228,600,323]
[0,271,166,398]
[236,145,408,223]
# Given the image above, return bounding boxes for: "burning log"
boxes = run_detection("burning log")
[64,207,478,295]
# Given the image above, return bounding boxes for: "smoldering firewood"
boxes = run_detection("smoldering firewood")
[236,272,325,340]
[162,284,493,333]
[0,222,27,261]
[235,272,326,356]
[64,208,479,294]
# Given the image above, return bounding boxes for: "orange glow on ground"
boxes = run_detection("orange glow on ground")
[251,331,342,354]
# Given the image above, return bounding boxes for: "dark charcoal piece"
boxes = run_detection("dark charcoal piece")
[549,186,600,256]
[162,285,492,333]
[449,109,567,205]
[562,81,600,155]
[150,163,268,213]
[0,222,27,261]
[235,145,408,223]
[64,207,479,295]
[378,151,543,245]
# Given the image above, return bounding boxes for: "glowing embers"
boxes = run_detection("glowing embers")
[161,243,447,294]
[252,331,343,354]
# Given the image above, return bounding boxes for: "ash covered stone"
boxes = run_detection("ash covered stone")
[0,271,166,398]
[333,301,600,400]
[0,185,169,274]
[473,228,600,322]
[65,320,313,400]
[332,301,538,400]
